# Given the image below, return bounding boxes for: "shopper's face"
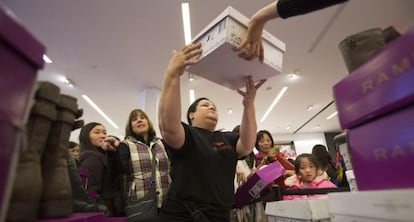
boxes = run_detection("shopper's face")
[69,146,80,160]
[131,112,149,137]
[89,125,107,148]
[190,99,218,131]
[298,157,318,183]
[258,133,272,153]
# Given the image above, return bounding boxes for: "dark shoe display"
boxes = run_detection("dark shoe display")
[338,26,401,73]
[7,82,60,221]
[39,94,81,218]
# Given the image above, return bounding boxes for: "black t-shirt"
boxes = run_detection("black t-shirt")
[165,123,239,210]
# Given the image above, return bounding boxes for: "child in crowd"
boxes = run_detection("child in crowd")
[69,141,80,161]
[284,153,336,200]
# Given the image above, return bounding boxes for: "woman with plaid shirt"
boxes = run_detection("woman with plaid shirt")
[104,109,170,219]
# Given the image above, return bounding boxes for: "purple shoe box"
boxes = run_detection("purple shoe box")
[36,213,106,222]
[0,5,45,218]
[234,161,285,208]
[333,27,414,129]
[348,104,414,191]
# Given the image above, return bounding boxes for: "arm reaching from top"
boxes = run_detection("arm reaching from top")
[235,0,348,62]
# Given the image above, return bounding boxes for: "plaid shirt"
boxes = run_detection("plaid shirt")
[124,138,170,207]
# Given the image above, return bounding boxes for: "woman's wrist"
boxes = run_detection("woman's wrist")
[252,1,280,24]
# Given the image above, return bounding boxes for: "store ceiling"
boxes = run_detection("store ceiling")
[3,0,414,139]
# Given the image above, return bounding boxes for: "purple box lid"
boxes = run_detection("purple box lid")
[0,6,45,68]
[235,161,285,208]
[333,27,414,129]
[348,104,414,191]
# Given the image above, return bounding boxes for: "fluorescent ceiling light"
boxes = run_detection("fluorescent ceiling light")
[43,54,53,63]
[326,111,338,120]
[82,95,119,129]
[64,77,75,87]
[181,2,192,45]
[260,86,288,122]
[189,89,195,104]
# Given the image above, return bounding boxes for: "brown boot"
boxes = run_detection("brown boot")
[338,28,385,73]
[338,26,401,73]
[382,26,401,43]
[39,94,82,218]
[6,81,60,221]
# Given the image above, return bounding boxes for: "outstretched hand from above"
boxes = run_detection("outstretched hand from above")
[234,19,266,63]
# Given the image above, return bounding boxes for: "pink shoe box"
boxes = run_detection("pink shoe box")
[333,27,414,129]
[348,104,414,191]
[0,5,45,219]
[234,161,285,208]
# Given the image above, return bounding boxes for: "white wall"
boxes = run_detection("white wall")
[273,133,327,157]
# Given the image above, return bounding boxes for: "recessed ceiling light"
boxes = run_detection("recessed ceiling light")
[306,105,314,111]
[64,77,75,87]
[288,73,298,80]
[188,73,194,82]
[227,108,233,114]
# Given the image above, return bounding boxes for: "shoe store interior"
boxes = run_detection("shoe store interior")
[1,0,414,221]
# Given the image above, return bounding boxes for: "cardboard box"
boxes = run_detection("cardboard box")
[333,28,414,129]
[234,161,285,208]
[0,5,45,219]
[187,6,286,89]
[348,104,414,191]
[266,199,330,222]
[328,189,414,222]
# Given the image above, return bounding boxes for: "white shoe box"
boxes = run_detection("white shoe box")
[338,143,353,170]
[328,189,414,222]
[266,199,331,222]
[187,6,286,90]
[345,170,358,191]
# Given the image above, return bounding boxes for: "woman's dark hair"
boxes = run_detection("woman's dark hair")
[255,130,274,152]
[79,122,103,153]
[232,125,240,133]
[311,144,333,170]
[294,153,320,175]
[186,97,209,125]
[125,109,156,144]
[68,141,78,149]
[312,144,338,179]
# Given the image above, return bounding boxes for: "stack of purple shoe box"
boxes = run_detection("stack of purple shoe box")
[333,27,414,191]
